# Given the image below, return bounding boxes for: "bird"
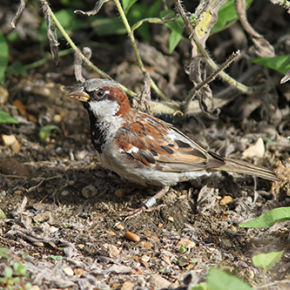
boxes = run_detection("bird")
[66,78,279,218]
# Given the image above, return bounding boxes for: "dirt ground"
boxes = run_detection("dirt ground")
[1,0,290,289]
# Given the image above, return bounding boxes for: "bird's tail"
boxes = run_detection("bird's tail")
[218,157,280,182]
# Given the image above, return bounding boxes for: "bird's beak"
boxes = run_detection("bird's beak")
[66,85,90,102]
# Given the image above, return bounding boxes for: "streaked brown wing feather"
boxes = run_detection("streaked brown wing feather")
[115,112,218,171]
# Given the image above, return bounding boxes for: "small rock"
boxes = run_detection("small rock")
[100,243,120,258]
[82,185,98,199]
[30,286,41,290]
[168,216,174,222]
[33,211,52,223]
[220,195,233,206]
[177,238,195,249]
[137,241,153,249]
[114,222,124,230]
[149,275,171,289]
[1,134,20,153]
[120,281,134,290]
[74,268,85,277]
[53,114,62,122]
[243,137,265,158]
[63,267,74,276]
[0,86,9,104]
[0,158,31,177]
[114,188,127,198]
[77,244,85,249]
[48,226,59,234]
[61,190,69,196]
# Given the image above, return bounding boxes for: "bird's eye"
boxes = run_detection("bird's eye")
[96,90,104,97]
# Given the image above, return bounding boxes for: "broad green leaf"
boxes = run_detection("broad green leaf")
[160,10,184,53]
[0,209,5,219]
[0,109,19,124]
[0,248,9,259]
[251,55,290,75]
[50,255,63,261]
[211,0,254,35]
[207,268,252,290]
[252,251,284,271]
[7,61,27,77]
[191,282,209,290]
[39,125,62,139]
[91,17,127,36]
[4,266,13,278]
[239,207,290,228]
[122,0,138,14]
[37,9,85,42]
[0,29,9,84]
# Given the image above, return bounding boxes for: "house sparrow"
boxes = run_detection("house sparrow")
[66,78,279,218]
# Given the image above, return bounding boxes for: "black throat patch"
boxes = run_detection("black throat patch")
[87,111,107,153]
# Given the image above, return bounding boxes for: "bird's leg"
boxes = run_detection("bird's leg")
[117,186,170,219]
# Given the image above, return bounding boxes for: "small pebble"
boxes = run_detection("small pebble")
[77,244,85,249]
[101,243,120,258]
[74,268,85,277]
[168,216,174,222]
[125,231,140,242]
[220,195,233,206]
[53,114,62,122]
[61,190,69,196]
[120,281,134,290]
[137,241,153,249]
[114,223,124,230]
[149,275,171,288]
[114,188,127,198]
[63,267,74,276]
[177,238,196,249]
[81,185,98,199]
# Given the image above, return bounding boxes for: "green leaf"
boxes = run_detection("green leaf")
[13,262,29,277]
[0,29,9,84]
[211,0,254,35]
[39,125,62,139]
[0,209,6,219]
[252,251,284,271]
[50,255,63,261]
[207,268,252,290]
[191,282,210,290]
[160,10,184,53]
[179,246,187,253]
[91,17,127,36]
[7,61,27,77]
[251,55,290,75]
[0,109,19,124]
[0,248,10,259]
[4,266,13,278]
[239,207,290,228]
[122,0,138,14]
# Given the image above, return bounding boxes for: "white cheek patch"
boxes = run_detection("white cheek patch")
[89,99,120,119]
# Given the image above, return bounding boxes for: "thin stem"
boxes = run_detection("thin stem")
[113,0,169,101]
[40,1,136,97]
[182,50,241,113]
[175,0,264,95]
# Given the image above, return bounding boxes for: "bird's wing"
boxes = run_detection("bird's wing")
[115,112,225,172]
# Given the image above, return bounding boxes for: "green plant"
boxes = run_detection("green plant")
[0,109,19,124]
[239,207,290,228]
[252,251,284,286]
[0,261,31,290]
